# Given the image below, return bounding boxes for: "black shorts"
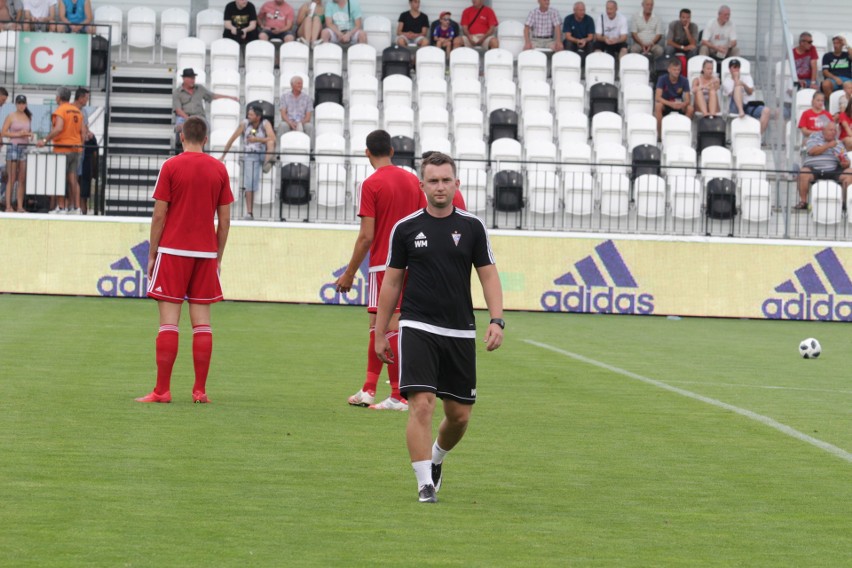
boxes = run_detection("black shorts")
[661,104,687,117]
[399,326,477,404]
[813,167,845,182]
[593,41,627,56]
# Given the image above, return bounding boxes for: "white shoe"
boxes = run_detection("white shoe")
[67,208,81,215]
[297,37,308,45]
[369,397,408,411]
[348,389,375,407]
[48,207,65,215]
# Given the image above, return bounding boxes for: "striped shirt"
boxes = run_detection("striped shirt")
[804,132,848,172]
[525,7,560,38]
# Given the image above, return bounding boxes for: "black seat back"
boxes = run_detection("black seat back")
[589,82,618,117]
[489,108,519,143]
[382,45,412,78]
[391,135,415,169]
[314,72,344,105]
[697,116,726,154]
[494,170,524,212]
[280,163,311,205]
[706,177,736,219]
[632,144,662,179]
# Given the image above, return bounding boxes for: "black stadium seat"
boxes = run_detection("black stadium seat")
[391,135,415,169]
[589,82,618,118]
[489,108,518,143]
[247,99,275,126]
[382,45,411,79]
[706,177,736,219]
[280,163,311,205]
[697,115,726,154]
[632,144,661,179]
[314,72,343,105]
[493,170,524,212]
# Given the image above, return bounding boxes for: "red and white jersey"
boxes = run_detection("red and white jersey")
[359,165,424,272]
[153,152,234,258]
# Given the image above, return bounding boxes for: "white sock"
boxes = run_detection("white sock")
[432,441,448,465]
[412,460,432,489]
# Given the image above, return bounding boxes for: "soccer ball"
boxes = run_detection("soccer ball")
[799,338,821,359]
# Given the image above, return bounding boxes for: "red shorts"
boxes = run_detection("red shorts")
[367,270,403,314]
[147,252,223,304]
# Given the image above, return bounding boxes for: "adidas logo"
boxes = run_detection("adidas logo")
[762,247,852,321]
[319,256,371,305]
[415,231,428,248]
[97,241,150,298]
[540,240,655,314]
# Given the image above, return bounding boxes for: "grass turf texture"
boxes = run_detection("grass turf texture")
[2,294,852,566]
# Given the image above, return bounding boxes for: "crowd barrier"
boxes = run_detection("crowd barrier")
[4,215,852,321]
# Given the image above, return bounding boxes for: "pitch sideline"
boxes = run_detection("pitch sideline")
[524,339,852,465]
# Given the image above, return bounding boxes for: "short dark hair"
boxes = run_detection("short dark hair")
[366,129,392,157]
[679,8,691,16]
[420,151,456,179]
[0,87,8,97]
[669,58,682,68]
[182,116,208,144]
[74,87,89,101]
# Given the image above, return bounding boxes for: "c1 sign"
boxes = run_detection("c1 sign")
[16,32,90,86]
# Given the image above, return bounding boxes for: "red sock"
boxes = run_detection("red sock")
[362,327,381,395]
[192,325,213,394]
[386,330,404,401]
[155,325,179,395]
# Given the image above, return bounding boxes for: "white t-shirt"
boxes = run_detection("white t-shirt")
[595,12,628,39]
[704,18,736,49]
[722,75,754,104]
[24,0,56,18]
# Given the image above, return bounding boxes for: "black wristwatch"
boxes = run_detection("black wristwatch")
[490,318,505,329]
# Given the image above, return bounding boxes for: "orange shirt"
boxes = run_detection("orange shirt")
[51,102,83,152]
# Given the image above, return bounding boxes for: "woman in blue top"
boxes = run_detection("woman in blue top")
[58,0,93,33]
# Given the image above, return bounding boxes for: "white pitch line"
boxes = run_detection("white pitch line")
[665,381,852,395]
[524,339,852,465]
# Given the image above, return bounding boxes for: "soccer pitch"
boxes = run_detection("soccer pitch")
[2,294,852,567]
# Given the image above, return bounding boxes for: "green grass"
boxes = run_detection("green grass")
[2,294,852,566]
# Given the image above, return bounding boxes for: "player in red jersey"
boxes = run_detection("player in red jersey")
[335,131,465,411]
[136,116,234,404]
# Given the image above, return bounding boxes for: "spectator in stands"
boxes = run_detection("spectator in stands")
[628,0,663,62]
[0,87,7,105]
[523,0,562,52]
[0,0,20,30]
[2,94,32,213]
[223,0,260,45]
[73,86,94,215]
[562,2,595,60]
[821,35,852,98]
[692,58,719,117]
[722,58,771,134]
[838,99,852,151]
[258,0,296,42]
[173,68,239,134]
[798,91,833,138]
[22,0,56,32]
[219,103,275,220]
[698,5,739,61]
[430,11,462,58]
[663,8,697,58]
[397,0,429,48]
[461,0,499,51]
[321,0,367,46]
[654,57,692,136]
[38,87,84,214]
[796,121,852,210]
[593,0,628,60]
[279,75,314,137]
[792,32,818,89]
[57,0,92,33]
[295,0,324,46]
[838,81,852,118]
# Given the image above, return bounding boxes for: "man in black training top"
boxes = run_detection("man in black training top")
[374,151,505,504]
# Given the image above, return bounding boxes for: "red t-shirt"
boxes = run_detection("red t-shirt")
[798,109,834,132]
[461,5,498,35]
[359,165,424,271]
[839,112,852,137]
[793,45,818,81]
[153,152,234,257]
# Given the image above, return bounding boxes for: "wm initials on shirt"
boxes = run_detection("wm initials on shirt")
[415,239,428,248]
